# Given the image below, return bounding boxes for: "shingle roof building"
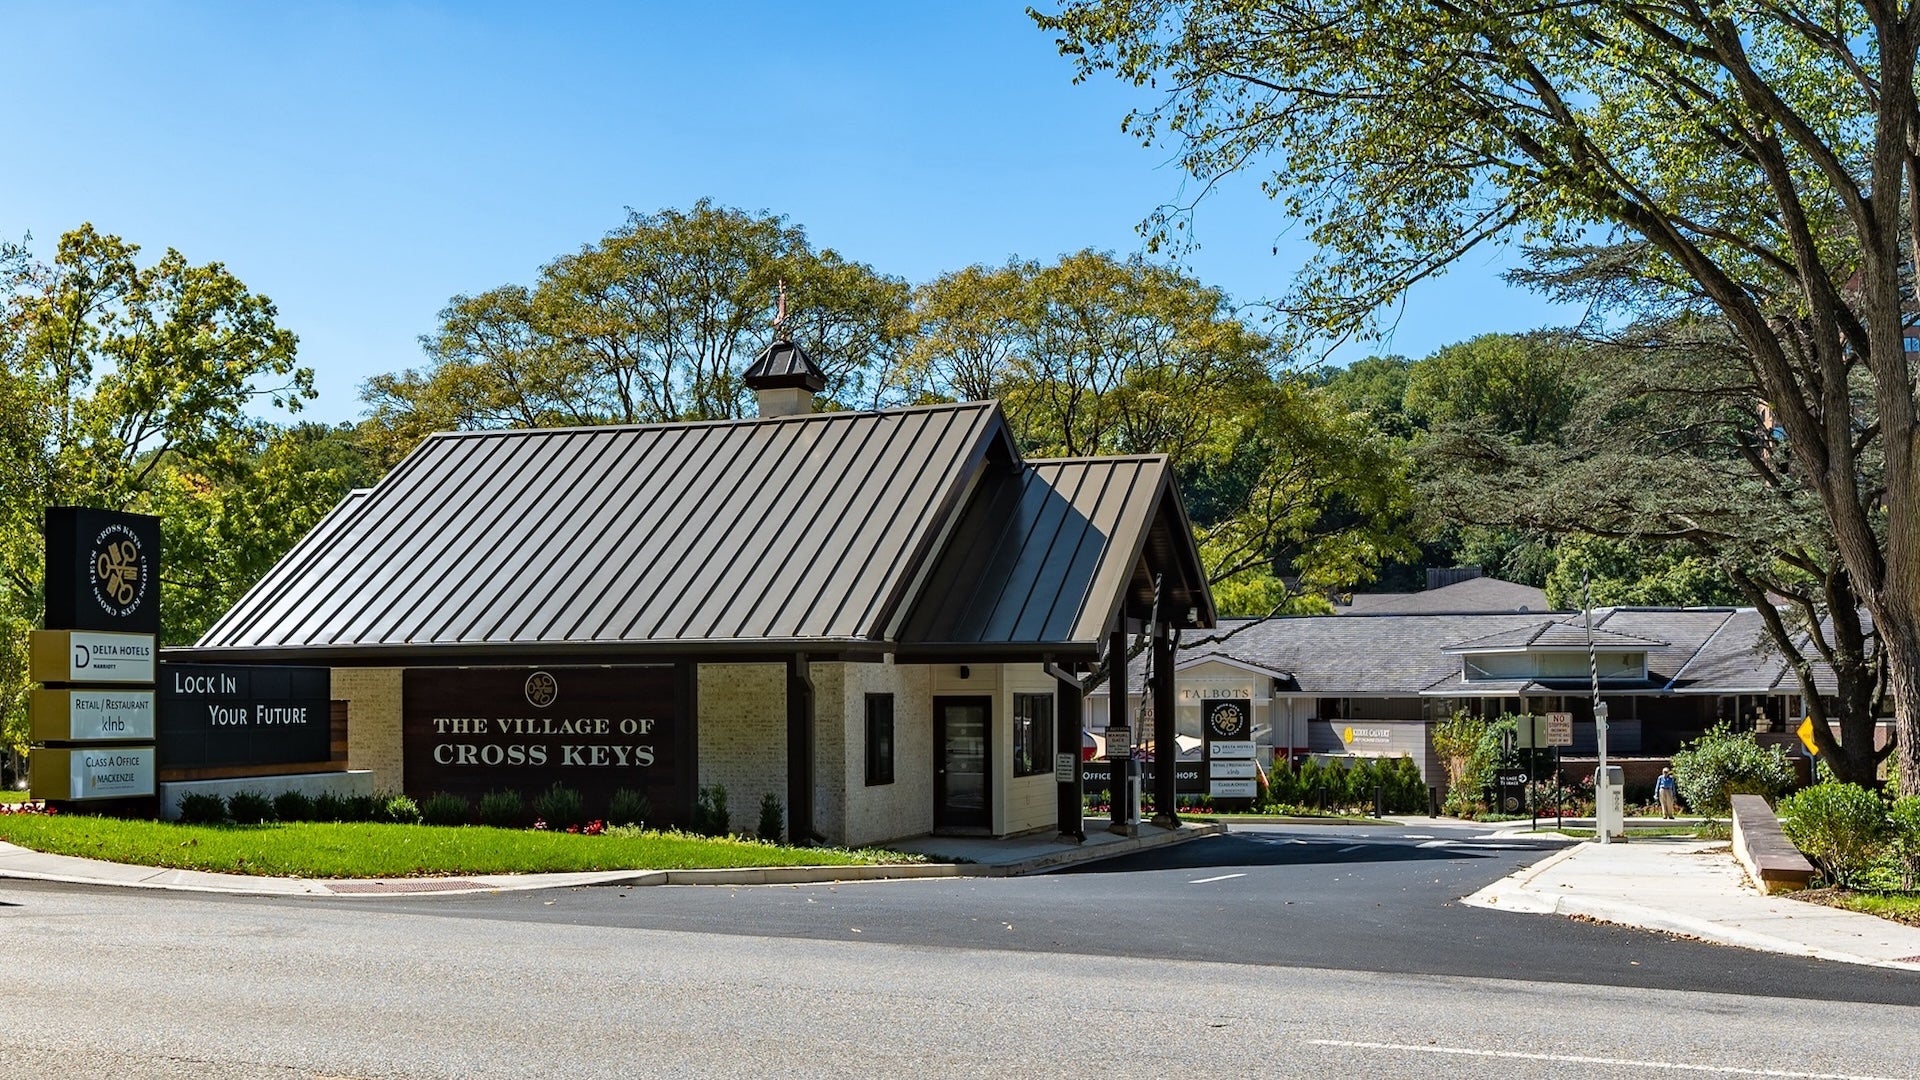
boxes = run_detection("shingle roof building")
[1337,576,1550,615]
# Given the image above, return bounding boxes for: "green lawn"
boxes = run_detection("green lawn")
[0,816,921,878]
[1796,888,1920,926]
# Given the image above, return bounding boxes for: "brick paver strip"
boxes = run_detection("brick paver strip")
[325,880,486,894]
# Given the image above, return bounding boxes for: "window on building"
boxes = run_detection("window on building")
[865,693,894,786]
[1012,692,1054,777]
[1906,335,1920,353]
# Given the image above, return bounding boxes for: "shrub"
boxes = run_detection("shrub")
[1265,760,1295,806]
[1888,795,1920,891]
[605,789,649,827]
[692,783,731,836]
[478,789,526,828]
[272,790,314,823]
[1389,755,1425,813]
[534,783,586,829]
[1671,723,1795,818]
[226,790,275,824]
[757,792,784,843]
[1349,758,1379,810]
[1296,758,1327,808]
[380,794,421,825]
[178,792,227,825]
[312,792,349,822]
[420,792,470,826]
[345,794,381,822]
[1778,782,1889,888]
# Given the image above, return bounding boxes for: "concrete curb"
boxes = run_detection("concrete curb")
[0,823,1222,898]
[1547,892,1920,972]
[961,821,1225,876]
[1462,841,1920,973]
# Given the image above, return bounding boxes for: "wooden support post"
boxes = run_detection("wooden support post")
[1108,625,1130,833]
[1050,664,1084,842]
[786,654,814,844]
[1152,619,1178,828]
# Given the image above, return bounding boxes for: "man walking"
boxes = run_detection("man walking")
[1655,767,1680,819]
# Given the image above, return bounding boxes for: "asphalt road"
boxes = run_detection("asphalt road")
[0,823,1913,1078]
[282,822,1920,1004]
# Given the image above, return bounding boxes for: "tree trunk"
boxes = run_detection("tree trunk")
[1882,610,1920,795]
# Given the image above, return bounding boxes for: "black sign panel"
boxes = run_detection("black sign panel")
[158,664,331,768]
[45,507,161,634]
[1083,761,1205,794]
[1203,698,1250,742]
[403,666,689,818]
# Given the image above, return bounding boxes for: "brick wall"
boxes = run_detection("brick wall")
[331,668,403,791]
[838,661,933,847]
[999,664,1059,836]
[695,664,786,835]
[810,663,847,842]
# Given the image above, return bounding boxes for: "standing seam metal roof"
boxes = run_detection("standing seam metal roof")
[897,456,1187,650]
[196,403,1016,653]
[191,401,1216,661]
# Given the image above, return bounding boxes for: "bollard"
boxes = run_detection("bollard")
[1373,784,1384,819]
[1428,785,1439,818]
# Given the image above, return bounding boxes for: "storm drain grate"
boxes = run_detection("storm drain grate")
[1895,955,1920,964]
[326,880,486,894]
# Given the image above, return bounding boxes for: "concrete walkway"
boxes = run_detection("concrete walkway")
[1464,836,1920,971]
[0,821,1220,898]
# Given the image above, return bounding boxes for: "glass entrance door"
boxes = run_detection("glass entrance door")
[935,697,991,829]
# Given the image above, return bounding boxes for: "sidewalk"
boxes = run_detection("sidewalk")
[1464,837,1920,972]
[0,821,1220,898]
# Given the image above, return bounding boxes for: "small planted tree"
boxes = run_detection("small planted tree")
[692,784,731,837]
[757,793,784,843]
[1431,711,1485,800]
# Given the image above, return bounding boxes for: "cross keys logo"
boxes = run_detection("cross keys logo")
[525,671,558,708]
[1208,702,1246,739]
[89,523,148,618]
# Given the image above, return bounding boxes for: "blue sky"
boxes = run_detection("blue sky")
[4,2,1577,425]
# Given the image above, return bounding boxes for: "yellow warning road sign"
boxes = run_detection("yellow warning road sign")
[1796,717,1821,755]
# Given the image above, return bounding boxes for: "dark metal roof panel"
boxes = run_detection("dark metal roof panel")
[898,456,1182,651]
[742,339,828,392]
[197,403,1010,652]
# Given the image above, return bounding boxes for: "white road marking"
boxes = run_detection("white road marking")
[1401,834,1435,839]
[1188,873,1246,884]
[1335,845,1364,853]
[1416,840,1454,848]
[1304,1040,1904,1079]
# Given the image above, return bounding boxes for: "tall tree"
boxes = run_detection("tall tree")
[903,251,1413,613]
[363,201,909,466]
[0,225,313,759]
[1403,333,1585,445]
[1038,0,1920,784]
[1422,319,1890,782]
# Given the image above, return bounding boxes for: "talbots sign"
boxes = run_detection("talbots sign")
[402,666,688,812]
[44,508,161,635]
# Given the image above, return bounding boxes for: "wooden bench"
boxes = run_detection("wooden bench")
[1731,793,1816,894]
